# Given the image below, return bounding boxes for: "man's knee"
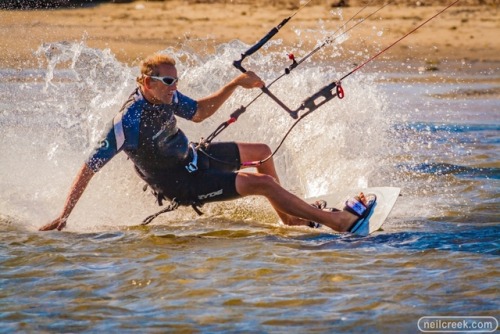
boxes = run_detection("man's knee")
[238,142,272,161]
[255,143,272,157]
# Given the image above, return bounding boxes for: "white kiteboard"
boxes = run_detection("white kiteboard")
[306,187,401,236]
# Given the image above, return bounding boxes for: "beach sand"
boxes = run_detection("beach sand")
[0,1,498,70]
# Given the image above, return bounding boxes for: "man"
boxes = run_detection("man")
[39,53,374,232]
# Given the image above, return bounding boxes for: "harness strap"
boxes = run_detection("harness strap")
[191,203,204,216]
[141,198,180,226]
[185,143,199,173]
[140,188,206,225]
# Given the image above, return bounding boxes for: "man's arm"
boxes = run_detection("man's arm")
[191,71,264,123]
[39,163,95,231]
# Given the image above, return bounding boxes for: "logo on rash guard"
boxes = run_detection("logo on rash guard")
[99,139,110,149]
[198,189,223,200]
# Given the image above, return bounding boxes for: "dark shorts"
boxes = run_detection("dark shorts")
[137,142,242,205]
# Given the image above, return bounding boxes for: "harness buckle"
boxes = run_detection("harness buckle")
[185,143,198,173]
[186,162,198,173]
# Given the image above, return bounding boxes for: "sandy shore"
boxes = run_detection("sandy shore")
[0,1,499,69]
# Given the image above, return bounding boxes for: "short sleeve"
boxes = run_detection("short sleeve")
[174,91,198,120]
[85,120,119,173]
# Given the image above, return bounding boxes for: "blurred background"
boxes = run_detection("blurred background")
[0,0,495,10]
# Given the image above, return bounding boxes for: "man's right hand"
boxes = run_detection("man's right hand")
[234,71,265,89]
[39,217,67,231]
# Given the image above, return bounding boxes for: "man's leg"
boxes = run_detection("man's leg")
[237,142,296,224]
[236,143,366,232]
[235,172,366,232]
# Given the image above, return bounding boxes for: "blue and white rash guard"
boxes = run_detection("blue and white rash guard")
[85,88,198,173]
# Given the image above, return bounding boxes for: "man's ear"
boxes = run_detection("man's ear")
[142,76,152,89]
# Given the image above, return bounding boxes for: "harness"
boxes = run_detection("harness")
[140,141,204,226]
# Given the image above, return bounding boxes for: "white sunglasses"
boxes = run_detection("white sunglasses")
[148,75,178,86]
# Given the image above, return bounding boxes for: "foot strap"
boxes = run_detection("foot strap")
[344,196,367,217]
[346,194,377,233]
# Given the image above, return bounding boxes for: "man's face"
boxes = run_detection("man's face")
[148,63,178,104]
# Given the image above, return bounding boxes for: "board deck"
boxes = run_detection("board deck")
[306,187,401,236]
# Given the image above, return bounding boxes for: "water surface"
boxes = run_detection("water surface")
[0,38,498,333]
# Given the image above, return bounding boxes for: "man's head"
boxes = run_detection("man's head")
[137,53,178,105]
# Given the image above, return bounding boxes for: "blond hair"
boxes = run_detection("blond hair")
[137,53,176,85]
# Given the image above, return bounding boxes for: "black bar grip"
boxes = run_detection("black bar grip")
[232,17,290,74]
[244,27,279,57]
[243,17,289,57]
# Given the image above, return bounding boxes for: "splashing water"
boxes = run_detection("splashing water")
[0,32,498,232]
[0,36,396,230]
